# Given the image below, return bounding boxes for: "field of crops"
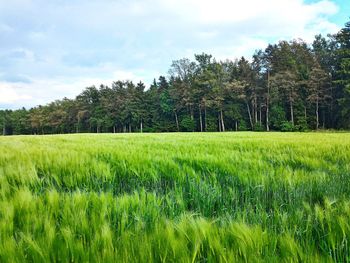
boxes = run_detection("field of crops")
[0,132,350,262]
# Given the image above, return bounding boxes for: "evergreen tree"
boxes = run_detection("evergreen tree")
[334,20,350,128]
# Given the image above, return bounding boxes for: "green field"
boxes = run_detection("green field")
[0,132,350,262]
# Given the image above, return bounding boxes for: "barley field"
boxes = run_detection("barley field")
[0,132,350,262]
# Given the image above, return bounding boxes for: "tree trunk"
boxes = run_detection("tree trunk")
[76,118,80,133]
[190,105,194,131]
[266,70,270,131]
[316,97,319,130]
[290,102,294,125]
[254,97,258,125]
[259,104,262,125]
[266,106,270,131]
[290,94,294,125]
[190,105,194,120]
[330,85,334,128]
[235,120,238,131]
[204,103,207,131]
[113,125,116,133]
[140,119,143,133]
[246,102,253,130]
[199,104,203,132]
[323,110,325,129]
[218,113,221,132]
[174,110,179,131]
[220,110,225,132]
[129,123,131,133]
[2,125,5,136]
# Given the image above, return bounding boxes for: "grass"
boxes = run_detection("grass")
[0,132,350,262]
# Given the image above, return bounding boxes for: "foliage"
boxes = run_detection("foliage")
[270,104,286,129]
[295,117,309,132]
[2,20,350,135]
[280,121,295,132]
[179,116,195,131]
[253,123,265,131]
[334,21,350,128]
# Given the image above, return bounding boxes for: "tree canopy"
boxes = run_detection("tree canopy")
[2,21,350,135]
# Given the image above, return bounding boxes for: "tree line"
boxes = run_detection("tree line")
[1,21,350,135]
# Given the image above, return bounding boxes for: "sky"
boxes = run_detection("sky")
[0,0,349,109]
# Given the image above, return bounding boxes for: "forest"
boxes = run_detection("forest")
[1,21,350,135]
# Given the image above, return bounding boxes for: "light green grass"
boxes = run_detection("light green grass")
[0,132,350,262]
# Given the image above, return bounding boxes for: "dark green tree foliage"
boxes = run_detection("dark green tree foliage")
[334,21,350,128]
[2,20,350,135]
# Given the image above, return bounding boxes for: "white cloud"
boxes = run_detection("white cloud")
[197,31,218,39]
[28,31,46,41]
[159,0,338,25]
[0,23,14,32]
[0,68,154,109]
[112,70,145,83]
[216,37,269,61]
[0,0,343,108]
[0,84,32,104]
